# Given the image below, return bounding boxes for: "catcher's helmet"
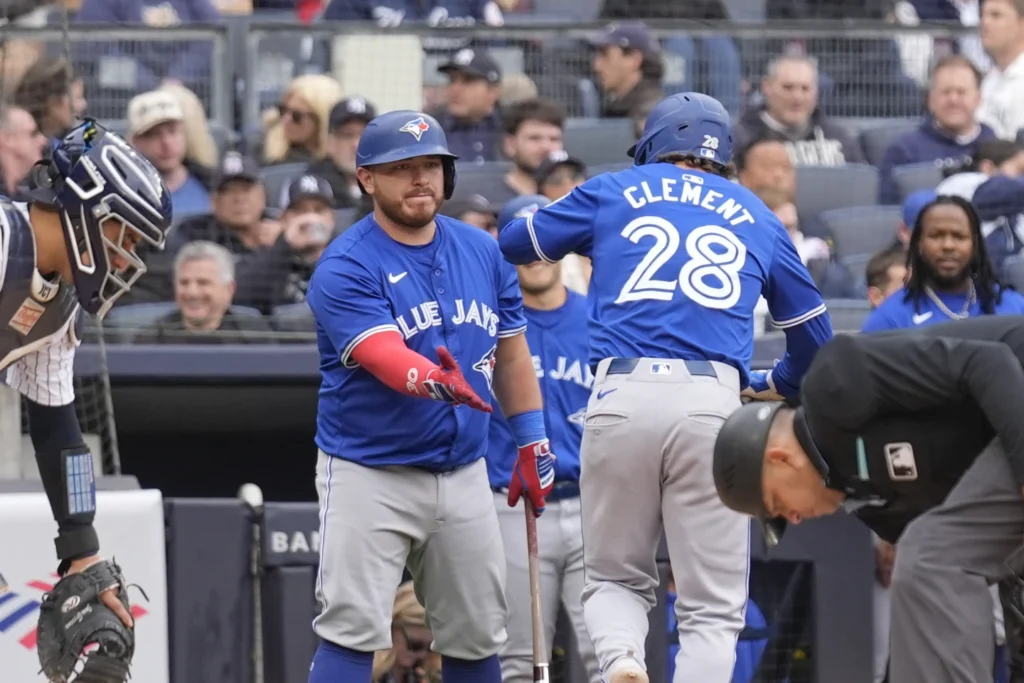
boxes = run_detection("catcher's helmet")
[712,401,789,546]
[356,110,459,199]
[22,119,172,319]
[628,92,732,167]
[497,194,550,233]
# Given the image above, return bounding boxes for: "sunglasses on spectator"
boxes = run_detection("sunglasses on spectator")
[277,104,317,124]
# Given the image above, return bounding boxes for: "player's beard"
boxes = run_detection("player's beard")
[513,153,539,175]
[919,256,970,291]
[378,189,443,230]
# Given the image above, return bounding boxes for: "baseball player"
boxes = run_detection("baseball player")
[486,194,600,683]
[0,120,171,682]
[710,314,1024,682]
[304,110,555,683]
[498,92,834,683]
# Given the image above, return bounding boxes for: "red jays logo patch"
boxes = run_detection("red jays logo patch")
[400,117,430,142]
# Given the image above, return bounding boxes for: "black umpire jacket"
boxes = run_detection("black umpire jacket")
[796,315,1024,543]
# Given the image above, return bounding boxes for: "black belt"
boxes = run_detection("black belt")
[605,358,718,379]
[494,481,580,501]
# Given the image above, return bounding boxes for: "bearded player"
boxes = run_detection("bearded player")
[2,120,171,682]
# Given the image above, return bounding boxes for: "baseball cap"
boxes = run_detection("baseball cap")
[329,97,377,132]
[285,173,335,210]
[534,150,587,188]
[127,90,184,137]
[902,189,937,228]
[438,48,502,85]
[214,152,261,190]
[588,22,661,56]
[442,193,496,220]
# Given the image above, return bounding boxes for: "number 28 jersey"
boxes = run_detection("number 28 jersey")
[498,163,826,377]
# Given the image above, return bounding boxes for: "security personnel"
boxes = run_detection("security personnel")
[711,315,1024,683]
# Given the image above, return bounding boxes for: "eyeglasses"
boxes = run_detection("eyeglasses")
[277,104,317,125]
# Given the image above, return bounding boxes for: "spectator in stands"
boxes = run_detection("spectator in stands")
[979,0,1024,140]
[260,74,344,166]
[735,139,796,201]
[431,48,503,163]
[129,89,214,217]
[11,57,86,139]
[878,55,995,203]
[861,195,1024,332]
[441,193,498,235]
[372,581,441,683]
[865,245,909,309]
[306,97,377,209]
[500,73,539,108]
[588,22,664,127]
[322,0,504,27]
[75,0,221,105]
[241,174,336,311]
[161,82,219,170]
[0,105,46,199]
[133,241,273,344]
[971,174,1024,271]
[733,55,864,167]
[535,150,587,201]
[936,138,1024,200]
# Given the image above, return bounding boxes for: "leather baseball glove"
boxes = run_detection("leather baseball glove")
[36,559,136,683]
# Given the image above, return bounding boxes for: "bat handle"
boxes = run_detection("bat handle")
[524,500,551,683]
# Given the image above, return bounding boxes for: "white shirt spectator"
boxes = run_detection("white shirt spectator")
[978,53,1024,140]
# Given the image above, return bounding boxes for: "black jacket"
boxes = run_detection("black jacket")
[798,316,1024,542]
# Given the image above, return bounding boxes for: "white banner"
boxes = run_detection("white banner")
[0,490,169,683]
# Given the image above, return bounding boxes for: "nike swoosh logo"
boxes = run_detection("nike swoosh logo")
[597,388,617,400]
[388,272,408,284]
[912,312,932,325]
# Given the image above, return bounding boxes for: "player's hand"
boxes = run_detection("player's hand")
[66,555,134,629]
[422,347,493,413]
[508,438,556,516]
[742,369,785,402]
[876,541,896,588]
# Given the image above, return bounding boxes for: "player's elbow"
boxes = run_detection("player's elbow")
[497,219,541,265]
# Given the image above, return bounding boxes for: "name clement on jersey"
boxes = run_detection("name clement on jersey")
[622,174,755,227]
[395,298,499,339]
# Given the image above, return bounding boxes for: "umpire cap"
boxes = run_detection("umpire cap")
[356,110,459,199]
[713,401,789,546]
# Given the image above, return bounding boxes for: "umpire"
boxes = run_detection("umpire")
[712,315,1024,683]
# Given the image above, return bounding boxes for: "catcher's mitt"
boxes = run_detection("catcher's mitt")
[36,560,136,683]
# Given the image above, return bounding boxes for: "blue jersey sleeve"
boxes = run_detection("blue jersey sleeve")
[498,178,599,264]
[497,258,527,338]
[306,255,399,368]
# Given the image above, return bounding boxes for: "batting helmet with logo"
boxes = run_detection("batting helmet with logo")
[356,110,459,199]
[497,194,550,233]
[628,92,733,167]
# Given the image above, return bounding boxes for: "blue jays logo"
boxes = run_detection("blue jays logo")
[400,117,430,142]
[473,345,497,393]
[568,408,586,426]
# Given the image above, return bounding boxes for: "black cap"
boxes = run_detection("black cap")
[438,48,502,84]
[285,174,335,209]
[442,193,496,219]
[712,401,788,546]
[534,150,587,188]
[215,152,261,189]
[329,97,377,131]
[588,21,661,56]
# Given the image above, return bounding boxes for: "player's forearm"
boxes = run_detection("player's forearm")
[771,313,833,397]
[25,401,100,568]
[498,217,552,266]
[350,331,447,398]
[492,333,543,416]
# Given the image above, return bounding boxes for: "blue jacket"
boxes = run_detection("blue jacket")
[323,0,491,22]
[879,118,996,203]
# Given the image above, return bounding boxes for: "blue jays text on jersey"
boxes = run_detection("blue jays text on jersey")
[486,290,591,490]
[861,285,1024,332]
[498,163,832,392]
[305,213,527,471]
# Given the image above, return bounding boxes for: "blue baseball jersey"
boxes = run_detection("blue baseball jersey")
[306,214,527,471]
[498,164,829,387]
[486,290,590,489]
[861,285,1024,332]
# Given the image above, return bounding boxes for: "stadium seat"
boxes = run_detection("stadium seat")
[452,162,512,198]
[822,298,873,332]
[106,302,177,327]
[587,162,631,177]
[891,162,943,202]
[272,302,315,334]
[857,119,919,167]
[563,118,637,167]
[819,205,902,263]
[1004,256,1024,292]
[795,164,879,221]
[262,163,308,209]
[231,306,264,318]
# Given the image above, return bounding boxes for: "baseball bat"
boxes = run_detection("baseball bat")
[524,499,550,683]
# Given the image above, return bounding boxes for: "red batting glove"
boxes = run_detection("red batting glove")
[508,439,556,517]
[419,347,493,413]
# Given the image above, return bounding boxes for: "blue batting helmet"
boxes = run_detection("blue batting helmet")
[22,119,172,319]
[356,110,459,199]
[628,92,733,167]
[497,194,551,233]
